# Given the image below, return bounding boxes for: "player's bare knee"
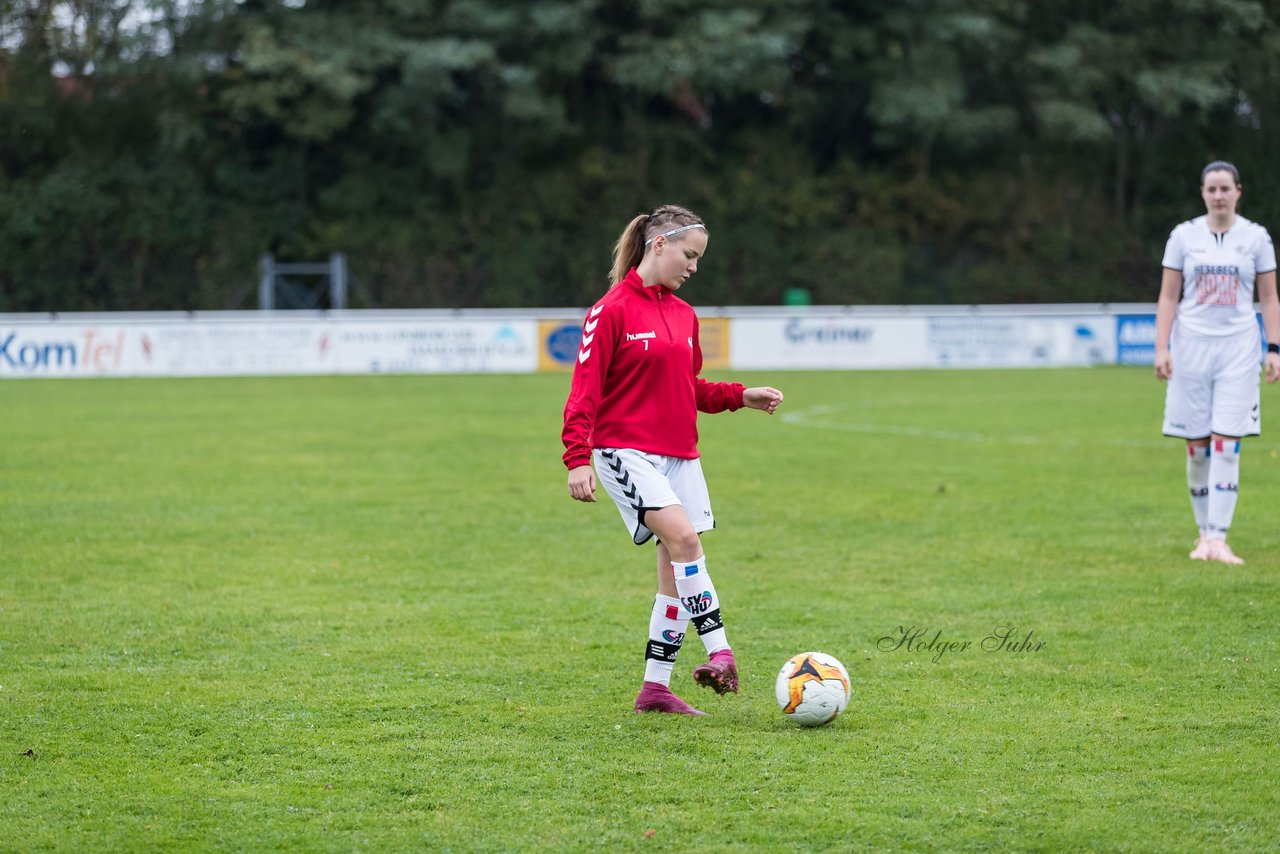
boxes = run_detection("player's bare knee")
[664,528,703,561]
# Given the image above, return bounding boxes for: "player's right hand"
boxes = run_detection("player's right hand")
[567,465,597,502]
[1154,350,1173,381]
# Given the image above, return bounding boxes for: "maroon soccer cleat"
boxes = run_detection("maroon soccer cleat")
[634,681,707,716]
[692,649,739,695]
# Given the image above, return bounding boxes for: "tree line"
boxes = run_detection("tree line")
[3,0,1279,311]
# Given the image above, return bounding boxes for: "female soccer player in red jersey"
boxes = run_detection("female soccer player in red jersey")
[562,204,784,715]
[1155,161,1280,564]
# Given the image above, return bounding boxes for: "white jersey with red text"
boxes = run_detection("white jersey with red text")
[1162,215,1277,337]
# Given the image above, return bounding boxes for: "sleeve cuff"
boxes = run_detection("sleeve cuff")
[564,454,591,470]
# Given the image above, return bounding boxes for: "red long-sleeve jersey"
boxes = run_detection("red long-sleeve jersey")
[561,268,745,469]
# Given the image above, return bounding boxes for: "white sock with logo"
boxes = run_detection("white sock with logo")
[643,594,688,686]
[1206,439,1241,541]
[671,555,729,655]
[1186,444,1211,536]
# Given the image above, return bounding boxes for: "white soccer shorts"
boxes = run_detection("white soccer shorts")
[1163,325,1262,438]
[593,448,715,545]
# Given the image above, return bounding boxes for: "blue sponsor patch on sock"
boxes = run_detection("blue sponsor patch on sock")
[684,565,699,577]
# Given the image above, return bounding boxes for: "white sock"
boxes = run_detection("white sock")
[643,594,688,685]
[1186,445,1211,536]
[671,555,728,655]
[1206,439,1241,541]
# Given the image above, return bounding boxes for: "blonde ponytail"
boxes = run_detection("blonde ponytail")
[609,214,649,286]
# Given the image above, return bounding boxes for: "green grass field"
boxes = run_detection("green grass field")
[2,368,1278,852]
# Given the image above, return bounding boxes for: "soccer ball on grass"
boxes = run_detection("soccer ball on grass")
[775,651,850,727]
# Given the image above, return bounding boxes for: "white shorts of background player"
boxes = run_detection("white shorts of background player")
[1163,323,1262,438]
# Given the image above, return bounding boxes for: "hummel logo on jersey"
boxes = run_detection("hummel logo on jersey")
[626,331,656,341]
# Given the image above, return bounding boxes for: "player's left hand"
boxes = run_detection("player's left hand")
[744,386,784,415]
[1266,352,1280,385]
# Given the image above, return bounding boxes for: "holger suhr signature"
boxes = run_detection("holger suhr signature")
[877,625,1046,663]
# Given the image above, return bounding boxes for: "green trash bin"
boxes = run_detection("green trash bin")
[782,287,811,306]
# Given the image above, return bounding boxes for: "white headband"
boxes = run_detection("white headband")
[644,223,706,246]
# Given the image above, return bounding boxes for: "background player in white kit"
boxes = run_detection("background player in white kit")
[1154,161,1280,564]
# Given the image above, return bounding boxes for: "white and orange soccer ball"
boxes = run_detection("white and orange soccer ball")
[775,651,851,727]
